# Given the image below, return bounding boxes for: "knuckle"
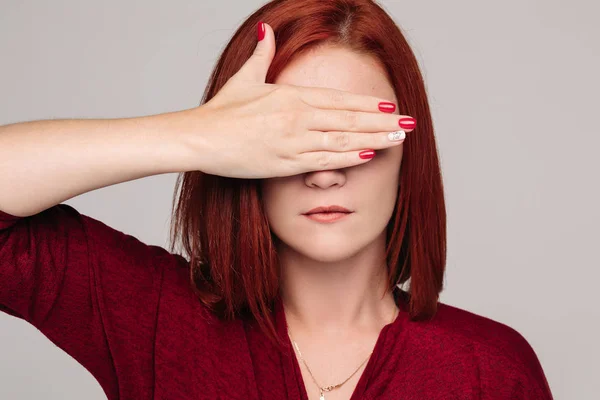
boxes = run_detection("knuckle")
[322,131,330,147]
[335,131,350,149]
[329,90,345,108]
[343,110,358,129]
[289,110,307,133]
[280,85,302,106]
[271,85,294,107]
[275,110,297,130]
[278,147,294,161]
[316,152,332,168]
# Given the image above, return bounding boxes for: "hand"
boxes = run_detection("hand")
[182,22,415,179]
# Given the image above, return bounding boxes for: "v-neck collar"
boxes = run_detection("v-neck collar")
[274,286,406,400]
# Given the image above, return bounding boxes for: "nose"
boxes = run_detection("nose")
[304,169,347,189]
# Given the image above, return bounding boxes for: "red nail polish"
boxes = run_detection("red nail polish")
[359,150,375,159]
[257,22,265,41]
[378,102,396,113]
[399,117,416,129]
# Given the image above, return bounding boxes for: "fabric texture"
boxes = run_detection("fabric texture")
[0,204,554,399]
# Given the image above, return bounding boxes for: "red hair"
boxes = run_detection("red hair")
[169,0,446,348]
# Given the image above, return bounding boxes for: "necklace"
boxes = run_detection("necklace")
[286,303,399,400]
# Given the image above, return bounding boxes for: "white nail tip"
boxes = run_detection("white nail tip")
[388,130,406,141]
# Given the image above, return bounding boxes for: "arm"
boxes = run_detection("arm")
[0,203,183,399]
[0,109,202,397]
[0,109,200,217]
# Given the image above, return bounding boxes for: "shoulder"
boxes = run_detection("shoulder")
[401,301,553,397]
[432,302,538,359]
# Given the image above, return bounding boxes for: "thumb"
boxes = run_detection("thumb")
[236,22,276,83]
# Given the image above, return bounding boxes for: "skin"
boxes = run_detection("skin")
[260,44,405,399]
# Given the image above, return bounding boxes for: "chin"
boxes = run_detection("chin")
[291,240,363,263]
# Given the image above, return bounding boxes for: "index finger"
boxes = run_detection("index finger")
[295,86,398,114]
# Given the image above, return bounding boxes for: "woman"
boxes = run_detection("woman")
[0,0,553,399]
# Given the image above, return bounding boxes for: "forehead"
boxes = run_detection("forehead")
[274,45,397,103]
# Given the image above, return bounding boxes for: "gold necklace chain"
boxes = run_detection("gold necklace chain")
[286,304,399,400]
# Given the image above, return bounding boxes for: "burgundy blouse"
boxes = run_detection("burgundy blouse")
[0,204,554,399]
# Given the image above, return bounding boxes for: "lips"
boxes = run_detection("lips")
[304,205,353,215]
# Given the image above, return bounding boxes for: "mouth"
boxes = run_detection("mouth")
[303,211,353,223]
[303,205,353,215]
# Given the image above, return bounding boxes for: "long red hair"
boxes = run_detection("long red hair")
[169,0,446,348]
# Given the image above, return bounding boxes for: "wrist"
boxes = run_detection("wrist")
[134,108,207,174]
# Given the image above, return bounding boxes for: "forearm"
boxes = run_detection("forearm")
[0,109,196,217]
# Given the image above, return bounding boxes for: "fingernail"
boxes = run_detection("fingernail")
[359,150,376,159]
[388,131,406,141]
[257,22,265,41]
[378,102,396,113]
[399,117,416,129]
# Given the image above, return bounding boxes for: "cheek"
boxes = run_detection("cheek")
[260,181,279,210]
[355,151,402,195]
[367,147,403,176]
[260,179,297,219]
[375,144,403,160]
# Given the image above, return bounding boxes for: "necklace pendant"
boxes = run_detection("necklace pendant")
[320,389,325,400]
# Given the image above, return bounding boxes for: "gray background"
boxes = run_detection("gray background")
[1,0,598,398]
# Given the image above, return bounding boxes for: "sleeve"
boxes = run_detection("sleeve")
[478,326,555,400]
[504,339,555,400]
[0,203,181,399]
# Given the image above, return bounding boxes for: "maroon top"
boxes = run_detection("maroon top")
[0,204,554,399]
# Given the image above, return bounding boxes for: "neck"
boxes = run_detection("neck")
[278,233,398,338]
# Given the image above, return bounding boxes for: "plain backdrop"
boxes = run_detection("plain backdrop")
[1,0,598,399]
